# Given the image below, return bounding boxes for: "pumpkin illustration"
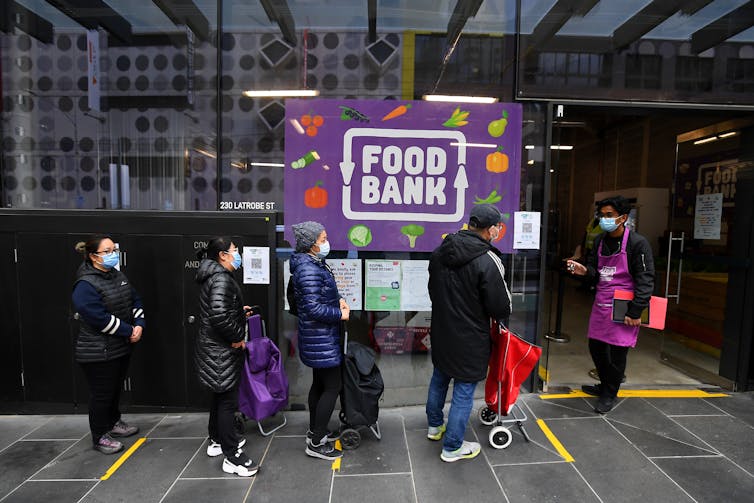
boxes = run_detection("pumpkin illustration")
[486,147,509,173]
[304,181,328,208]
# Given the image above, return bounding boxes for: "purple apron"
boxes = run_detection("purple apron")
[587,228,640,347]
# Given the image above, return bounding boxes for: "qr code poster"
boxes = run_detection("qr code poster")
[513,211,541,250]
[243,246,270,284]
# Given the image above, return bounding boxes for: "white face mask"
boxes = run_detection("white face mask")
[489,225,500,242]
[315,240,330,258]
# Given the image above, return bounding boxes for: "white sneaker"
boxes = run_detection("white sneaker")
[207,437,247,457]
[440,440,481,462]
[222,449,259,477]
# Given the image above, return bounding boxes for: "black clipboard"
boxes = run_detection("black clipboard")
[611,299,649,324]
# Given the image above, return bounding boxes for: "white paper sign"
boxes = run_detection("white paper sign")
[330,259,363,310]
[242,246,270,284]
[400,260,431,311]
[513,211,541,249]
[86,30,100,111]
[694,193,723,240]
[283,260,292,310]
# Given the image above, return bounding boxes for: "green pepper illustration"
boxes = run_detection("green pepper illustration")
[474,189,503,204]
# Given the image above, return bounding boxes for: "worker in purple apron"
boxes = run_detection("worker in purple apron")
[566,196,655,414]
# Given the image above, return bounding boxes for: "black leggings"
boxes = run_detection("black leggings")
[589,338,629,399]
[308,366,342,444]
[79,354,131,444]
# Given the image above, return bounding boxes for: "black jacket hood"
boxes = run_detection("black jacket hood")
[435,230,498,268]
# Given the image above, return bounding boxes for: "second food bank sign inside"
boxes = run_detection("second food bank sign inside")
[284,99,521,253]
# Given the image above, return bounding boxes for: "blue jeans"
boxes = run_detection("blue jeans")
[426,367,478,451]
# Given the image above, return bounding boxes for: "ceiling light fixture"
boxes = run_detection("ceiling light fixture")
[194,148,216,159]
[449,142,497,148]
[249,162,285,167]
[550,145,573,150]
[525,145,535,150]
[693,136,718,145]
[718,131,738,138]
[422,94,498,104]
[243,89,319,98]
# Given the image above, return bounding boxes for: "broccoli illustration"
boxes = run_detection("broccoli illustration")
[401,224,425,249]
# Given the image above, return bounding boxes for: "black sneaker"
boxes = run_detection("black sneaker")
[305,439,343,460]
[581,384,602,396]
[594,396,616,414]
[94,433,124,455]
[222,449,259,477]
[306,429,341,445]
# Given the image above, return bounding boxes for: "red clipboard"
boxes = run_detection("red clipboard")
[613,290,668,330]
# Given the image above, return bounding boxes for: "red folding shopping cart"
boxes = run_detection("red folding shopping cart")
[478,323,542,449]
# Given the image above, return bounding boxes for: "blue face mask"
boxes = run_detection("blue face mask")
[230,250,242,270]
[599,217,619,233]
[316,241,330,259]
[101,251,119,269]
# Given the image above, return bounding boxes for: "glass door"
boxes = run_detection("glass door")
[661,119,754,387]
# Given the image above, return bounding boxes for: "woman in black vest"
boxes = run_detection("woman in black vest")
[72,235,145,454]
[195,237,258,477]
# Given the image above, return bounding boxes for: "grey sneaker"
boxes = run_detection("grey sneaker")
[427,424,446,441]
[207,437,247,457]
[440,440,481,463]
[94,433,124,455]
[305,439,343,460]
[109,420,138,438]
[222,449,259,477]
[306,429,341,445]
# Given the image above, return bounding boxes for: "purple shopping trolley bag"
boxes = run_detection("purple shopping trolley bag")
[238,314,288,436]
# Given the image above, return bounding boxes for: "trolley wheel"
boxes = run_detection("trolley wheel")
[489,426,512,449]
[340,428,361,450]
[479,406,498,426]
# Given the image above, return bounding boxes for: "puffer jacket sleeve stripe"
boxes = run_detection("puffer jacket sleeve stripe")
[481,250,512,322]
[108,317,121,335]
[133,308,144,319]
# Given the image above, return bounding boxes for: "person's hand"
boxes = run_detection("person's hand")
[624,316,641,327]
[566,259,587,276]
[339,298,349,310]
[130,325,143,343]
[231,341,246,350]
[340,305,350,321]
[243,305,253,318]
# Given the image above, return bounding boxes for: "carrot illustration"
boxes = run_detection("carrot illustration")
[382,103,412,121]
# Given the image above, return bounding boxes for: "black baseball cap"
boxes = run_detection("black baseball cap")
[469,204,502,228]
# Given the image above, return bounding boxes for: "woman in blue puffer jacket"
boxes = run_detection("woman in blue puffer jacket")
[290,221,350,461]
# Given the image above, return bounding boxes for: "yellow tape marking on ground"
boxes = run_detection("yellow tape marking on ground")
[101,437,147,480]
[536,419,574,462]
[331,440,342,472]
[540,389,729,400]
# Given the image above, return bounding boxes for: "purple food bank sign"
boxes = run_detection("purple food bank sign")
[284,99,521,253]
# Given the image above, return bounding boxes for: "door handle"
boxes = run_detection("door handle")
[665,231,684,304]
[187,315,196,324]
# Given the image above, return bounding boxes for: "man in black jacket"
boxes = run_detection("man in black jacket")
[426,204,512,462]
[567,196,655,413]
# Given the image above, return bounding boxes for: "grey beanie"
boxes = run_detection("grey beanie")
[292,221,325,252]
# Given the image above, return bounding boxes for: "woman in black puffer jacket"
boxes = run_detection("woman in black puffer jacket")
[195,237,258,477]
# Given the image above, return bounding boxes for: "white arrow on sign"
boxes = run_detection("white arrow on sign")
[339,128,469,222]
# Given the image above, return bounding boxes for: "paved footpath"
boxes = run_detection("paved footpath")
[1,390,753,502]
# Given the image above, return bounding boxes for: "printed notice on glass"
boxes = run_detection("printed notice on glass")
[694,193,723,240]
[513,211,541,249]
[283,260,292,310]
[365,260,401,311]
[242,246,270,284]
[330,259,363,310]
[400,260,431,311]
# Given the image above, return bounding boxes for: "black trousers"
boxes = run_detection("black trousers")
[308,366,342,444]
[79,354,131,444]
[589,338,629,399]
[208,382,240,457]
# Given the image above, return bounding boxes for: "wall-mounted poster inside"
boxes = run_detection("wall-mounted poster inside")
[284,99,522,252]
